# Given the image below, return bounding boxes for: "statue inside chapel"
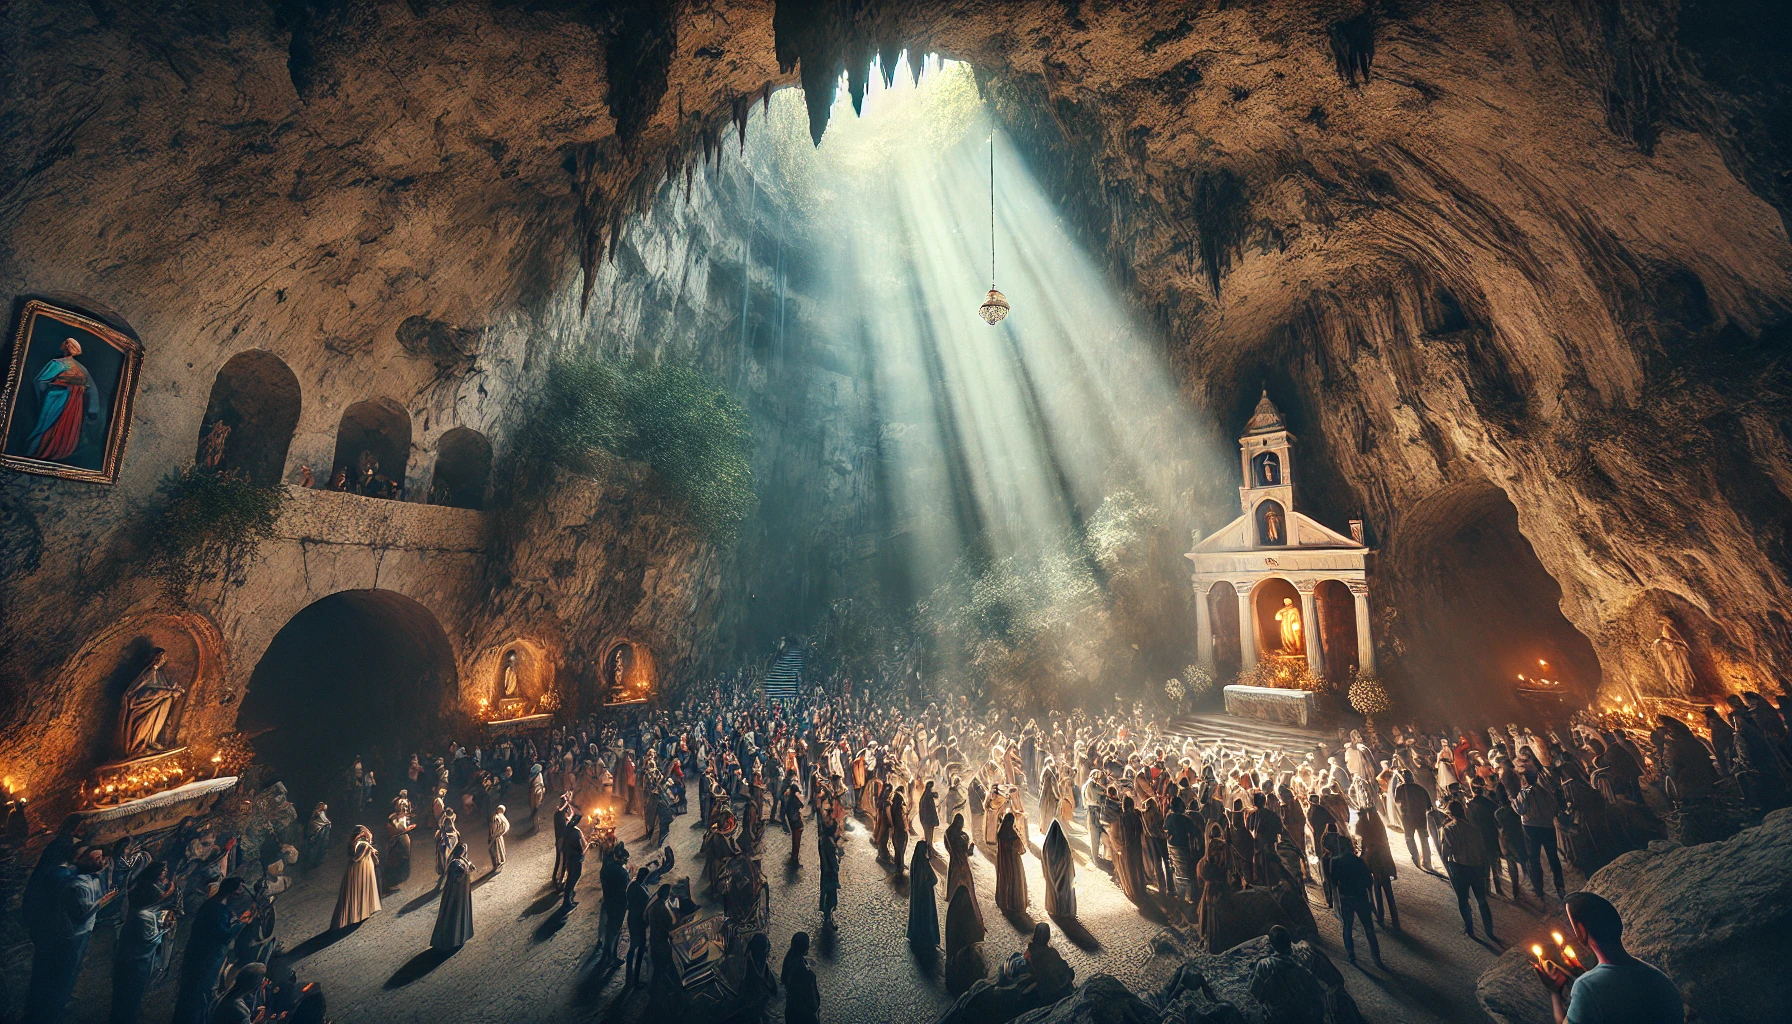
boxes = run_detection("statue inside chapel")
[1274,597,1303,654]
[118,648,185,759]
[1649,619,1697,697]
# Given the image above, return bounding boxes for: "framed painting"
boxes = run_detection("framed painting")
[0,299,142,483]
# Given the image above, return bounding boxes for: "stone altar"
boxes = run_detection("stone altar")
[1223,684,1319,727]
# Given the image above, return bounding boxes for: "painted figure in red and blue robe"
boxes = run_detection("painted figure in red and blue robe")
[23,337,99,462]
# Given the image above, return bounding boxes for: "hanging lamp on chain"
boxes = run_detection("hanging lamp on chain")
[978,131,1009,325]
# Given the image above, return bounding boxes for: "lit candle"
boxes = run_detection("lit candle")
[1551,930,1564,946]
[1531,944,1545,963]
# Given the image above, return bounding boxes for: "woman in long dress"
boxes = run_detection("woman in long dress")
[1114,796,1147,905]
[1041,819,1076,918]
[332,826,381,929]
[994,812,1027,916]
[1195,834,1231,952]
[435,809,459,884]
[431,843,475,950]
[907,841,940,950]
[943,813,983,926]
[385,810,414,890]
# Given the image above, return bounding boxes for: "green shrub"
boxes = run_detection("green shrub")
[143,469,287,596]
[521,355,755,541]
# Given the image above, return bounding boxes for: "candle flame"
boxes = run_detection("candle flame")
[1563,945,1576,961]
[1552,931,1564,945]
[1531,944,1544,959]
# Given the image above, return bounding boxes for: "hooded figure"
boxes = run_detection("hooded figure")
[944,883,986,992]
[943,813,983,926]
[431,843,475,949]
[907,841,940,949]
[995,812,1028,916]
[1041,818,1076,918]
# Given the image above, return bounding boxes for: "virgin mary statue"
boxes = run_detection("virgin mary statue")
[119,649,184,758]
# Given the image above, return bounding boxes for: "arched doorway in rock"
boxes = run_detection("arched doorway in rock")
[237,589,457,806]
[1379,481,1600,720]
[1205,581,1241,678]
[330,398,411,498]
[601,640,658,705]
[429,427,491,510]
[1251,577,1303,659]
[196,350,301,485]
[1314,580,1359,683]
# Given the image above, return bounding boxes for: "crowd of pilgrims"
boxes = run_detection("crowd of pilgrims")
[20,673,1790,1024]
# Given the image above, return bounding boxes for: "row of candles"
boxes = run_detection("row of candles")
[1531,928,1587,977]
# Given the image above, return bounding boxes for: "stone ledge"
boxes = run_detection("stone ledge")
[275,485,490,552]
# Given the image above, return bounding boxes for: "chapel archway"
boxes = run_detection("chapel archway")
[1251,577,1303,660]
[1379,481,1600,721]
[428,426,492,510]
[330,397,411,498]
[1314,580,1359,683]
[195,350,301,485]
[237,589,457,806]
[1206,581,1241,678]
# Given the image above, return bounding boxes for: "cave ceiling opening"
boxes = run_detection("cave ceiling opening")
[646,54,1222,697]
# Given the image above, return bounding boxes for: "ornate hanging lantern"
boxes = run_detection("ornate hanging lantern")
[978,132,1009,325]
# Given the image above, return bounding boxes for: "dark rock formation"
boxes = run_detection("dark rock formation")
[1477,806,1792,1024]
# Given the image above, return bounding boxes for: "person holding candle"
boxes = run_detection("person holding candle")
[1535,891,1682,1024]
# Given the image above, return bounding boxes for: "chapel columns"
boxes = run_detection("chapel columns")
[1237,587,1258,670]
[1195,586,1215,674]
[1351,582,1375,675]
[1298,583,1324,679]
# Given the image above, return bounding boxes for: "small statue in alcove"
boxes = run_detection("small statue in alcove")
[118,648,185,759]
[1650,619,1697,698]
[500,650,519,698]
[296,463,314,488]
[1262,506,1284,544]
[198,419,231,471]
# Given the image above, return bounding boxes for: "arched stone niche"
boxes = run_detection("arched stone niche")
[1609,589,1750,702]
[43,611,226,793]
[1254,498,1287,546]
[600,639,658,705]
[197,350,301,485]
[464,638,556,718]
[330,397,411,497]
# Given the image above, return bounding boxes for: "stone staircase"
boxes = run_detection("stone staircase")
[1165,712,1331,753]
[762,646,805,702]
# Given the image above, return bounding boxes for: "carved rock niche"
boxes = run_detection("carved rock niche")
[465,638,555,719]
[42,611,226,803]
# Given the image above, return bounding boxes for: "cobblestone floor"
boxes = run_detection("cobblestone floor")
[42,778,1552,1024]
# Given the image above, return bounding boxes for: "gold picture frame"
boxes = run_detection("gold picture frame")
[1,299,142,484]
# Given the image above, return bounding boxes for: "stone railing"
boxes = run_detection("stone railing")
[274,485,490,553]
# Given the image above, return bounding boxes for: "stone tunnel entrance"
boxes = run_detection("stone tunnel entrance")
[1379,481,1602,723]
[236,589,458,809]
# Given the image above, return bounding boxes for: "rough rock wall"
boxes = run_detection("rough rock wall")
[967,0,1792,700]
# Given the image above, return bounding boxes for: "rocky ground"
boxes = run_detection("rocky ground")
[34,771,1556,1024]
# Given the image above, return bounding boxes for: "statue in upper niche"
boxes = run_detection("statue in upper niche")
[1261,505,1284,544]
[1650,619,1697,697]
[1274,598,1303,654]
[119,649,185,759]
